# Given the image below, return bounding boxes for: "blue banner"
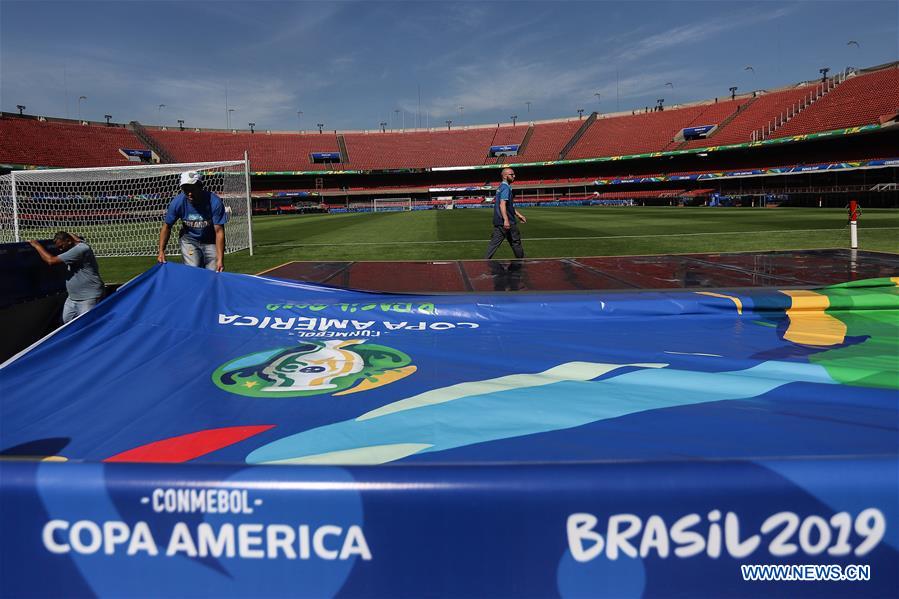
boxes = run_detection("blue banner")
[119,148,152,160]
[490,144,520,157]
[1,265,897,597]
[682,125,716,139]
[274,191,312,198]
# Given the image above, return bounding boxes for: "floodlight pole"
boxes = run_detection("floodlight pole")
[78,96,87,121]
[104,114,112,125]
[577,108,584,119]
[16,105,26,115]
[177,119,185,131]
[317,123,324,134]
[380,121,387,132]
[446,120,452,130]
[819,67,830,82]
[297,110,303,133]
[248,122,255,133]
[729,86,738,100]
[511,115,518,125]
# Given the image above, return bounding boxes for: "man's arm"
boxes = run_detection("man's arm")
[28,240,64,266]
[214,225,225,272]
[157,223,171,263]
[499,200,511,229]
[159,195,183,263]
[514,209,527,224]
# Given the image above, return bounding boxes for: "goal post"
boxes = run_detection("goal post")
[0,159,253,257]
[373,198,412,212]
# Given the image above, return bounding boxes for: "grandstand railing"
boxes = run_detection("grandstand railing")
[752,68,851,141]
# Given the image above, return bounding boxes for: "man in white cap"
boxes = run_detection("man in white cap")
[157,171,227,271]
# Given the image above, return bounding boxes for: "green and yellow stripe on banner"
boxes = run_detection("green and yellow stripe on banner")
[781,278,899,389]
[781,290,847,346]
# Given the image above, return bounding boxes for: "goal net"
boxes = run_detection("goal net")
[347,200,374,213]
[0,160,252,257]
[373,198,412,212]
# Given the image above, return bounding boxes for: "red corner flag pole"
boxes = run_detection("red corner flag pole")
[849,200,859,250]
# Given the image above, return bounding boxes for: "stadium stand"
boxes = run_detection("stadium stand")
[253,144,899,200]
[567,102,742,159]
[0,63,895,174]
[0,116,145,167]
[484,125,528,164]
[683,83,820,148]
[592,189,686,199]
[515,120,582,162]
[679,99,743,131]
[772,66,899,138]
[149,129,342,171]
[342,128,497,169]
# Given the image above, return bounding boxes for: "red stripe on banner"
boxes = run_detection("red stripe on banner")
[104,425,275,463]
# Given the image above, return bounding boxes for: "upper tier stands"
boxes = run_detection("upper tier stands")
[485,125,529,164]
[150,129,342,171]
[342,128,496,169]
[568,100,742,159]
[682,84,818,148]
[0,118,143,167]
[2,64,896,171]
[772,66,899,138]
[517,120,582,162]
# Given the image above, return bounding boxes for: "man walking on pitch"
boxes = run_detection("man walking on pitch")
[157,171,226,271]
[485,167,527,259]
[29,232,105,324]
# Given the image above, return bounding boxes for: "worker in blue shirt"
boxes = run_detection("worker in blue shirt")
[485,168,527,259]
[157,171,227,271]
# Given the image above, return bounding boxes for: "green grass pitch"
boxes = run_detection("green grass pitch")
[97,207,899,283]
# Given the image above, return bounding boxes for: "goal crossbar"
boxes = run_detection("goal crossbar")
[0,159,253,257]
[373,198,412,212]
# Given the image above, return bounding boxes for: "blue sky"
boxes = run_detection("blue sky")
[1,1,896,131]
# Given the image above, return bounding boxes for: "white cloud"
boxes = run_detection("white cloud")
[619,6,799,63]
[414,55,700,120]
[1,51,299,129]
[403,4,800,121]
[153,77,297,129]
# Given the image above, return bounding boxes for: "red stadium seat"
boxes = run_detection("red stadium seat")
[342,128,496,169]
[0,117,145,167]
[684,83,822,148]
[1,65,895,171]
[517,120,582,162]
[149,129,342,171]
[772,67,899,138]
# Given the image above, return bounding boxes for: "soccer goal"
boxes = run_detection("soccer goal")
[347,200,374,213]
[373,198,412,212]
[0,159,253,257]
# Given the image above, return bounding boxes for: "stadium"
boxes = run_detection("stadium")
[1,2,898,597]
